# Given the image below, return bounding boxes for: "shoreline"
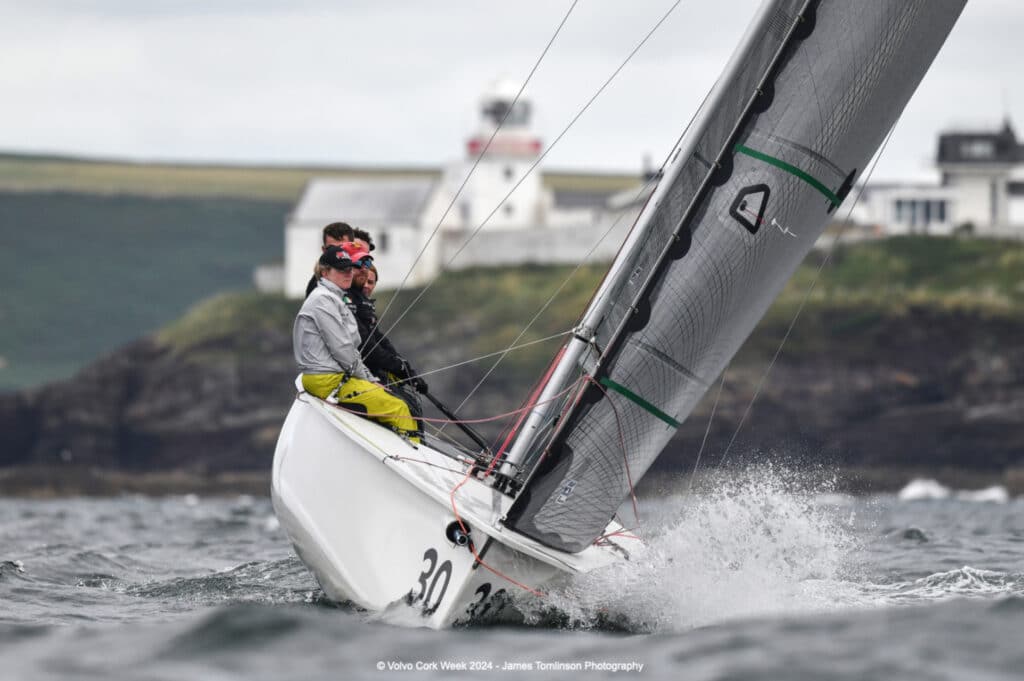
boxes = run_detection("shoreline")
[0,466,271,498]
[1,465,1021,499]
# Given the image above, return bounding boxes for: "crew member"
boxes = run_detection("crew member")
[293,245,419,442]
[353,227,375,254]
[304,222,356,298]
[340,244,428,434]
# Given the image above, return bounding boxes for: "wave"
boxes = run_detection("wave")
[897,479,1010,503]
[0,559,26,579]
[872,566,1024,603]
[512,464,866,632]
[125,558,316,606]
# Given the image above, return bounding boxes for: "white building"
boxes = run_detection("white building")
[853,119,1024,238]
[284,176,440,298]
[849,183,958,236]
[282,80,640,297]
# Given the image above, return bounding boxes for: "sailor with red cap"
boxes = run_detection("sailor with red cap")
[292,245,419,442]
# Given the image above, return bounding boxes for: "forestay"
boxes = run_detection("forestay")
[504,0,966,552]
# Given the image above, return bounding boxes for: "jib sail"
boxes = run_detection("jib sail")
[502,0,966,552]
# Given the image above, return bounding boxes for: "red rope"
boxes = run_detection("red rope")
[738,204,767,227]
[533,376,590,465]
[322,380,583,426]
[494,345,567,460]
[448,468,545,598]
[593,528,641,544]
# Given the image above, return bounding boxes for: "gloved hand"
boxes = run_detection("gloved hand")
[402,360,428,394]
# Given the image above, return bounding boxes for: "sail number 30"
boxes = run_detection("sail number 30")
[410,548,452,615]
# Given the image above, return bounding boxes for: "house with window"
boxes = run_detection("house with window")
[851,119,1024,237]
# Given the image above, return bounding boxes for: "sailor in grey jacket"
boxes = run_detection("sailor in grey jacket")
[293,276,376,382]
[291,245,418,440]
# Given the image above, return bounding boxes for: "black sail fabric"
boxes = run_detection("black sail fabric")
[505,0,967,552]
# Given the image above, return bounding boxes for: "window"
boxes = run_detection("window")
[895,199,906,222]
[935,201,947,223]
[503,165,514,181]
[961,140,994,159]
[483,100,531,127]
[504,203,515,217]
[378,231,389,253]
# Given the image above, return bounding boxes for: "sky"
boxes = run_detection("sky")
[1,1,1020,182]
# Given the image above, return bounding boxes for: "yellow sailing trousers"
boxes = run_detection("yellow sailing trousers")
[301,373,419,443]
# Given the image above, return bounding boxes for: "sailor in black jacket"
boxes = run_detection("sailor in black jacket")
[342,245,426,433]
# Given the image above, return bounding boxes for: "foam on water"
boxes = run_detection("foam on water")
[897,478,1011,503]
[521,464,868,631]
[897,478,951,501]
[955,486,1010,503]
[871,566,1024,605]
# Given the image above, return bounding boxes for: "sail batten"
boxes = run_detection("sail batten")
[504,0,966,552]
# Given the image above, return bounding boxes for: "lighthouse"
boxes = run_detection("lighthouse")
[444,78,544,231]
[282,77,637,297]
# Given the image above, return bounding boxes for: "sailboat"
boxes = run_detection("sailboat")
[272,0,966,627]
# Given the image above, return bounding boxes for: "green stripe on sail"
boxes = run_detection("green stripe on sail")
[734,144,841,206]
[598,377,680,428]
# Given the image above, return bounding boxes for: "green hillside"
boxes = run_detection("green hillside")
[157,235,1024,379]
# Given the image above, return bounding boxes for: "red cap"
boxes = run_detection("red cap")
[340,241,371,263]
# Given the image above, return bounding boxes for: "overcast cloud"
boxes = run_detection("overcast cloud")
[0,1,1019,181]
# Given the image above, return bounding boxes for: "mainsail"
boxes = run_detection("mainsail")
[502,0,966,552]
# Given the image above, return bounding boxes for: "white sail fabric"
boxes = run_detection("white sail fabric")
[505,0,966,552]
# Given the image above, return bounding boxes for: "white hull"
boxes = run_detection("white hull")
[271,389,638,628]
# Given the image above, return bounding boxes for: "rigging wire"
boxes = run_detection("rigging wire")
[442,171,664,428]
[686,369,727,495]
[468,100,715,449]
[383,329,571,386]
[367,0,580,349]
[368,0,686,357]
[322,370,584,426]
[714,123,901,471]
[443,39,721,431]
[459,78,721,481]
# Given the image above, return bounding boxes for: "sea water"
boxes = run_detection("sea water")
[1,467,1023,680]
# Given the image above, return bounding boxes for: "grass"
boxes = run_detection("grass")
[0,153,438,201]
[0,152,639,201]
[157,292,299,356]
